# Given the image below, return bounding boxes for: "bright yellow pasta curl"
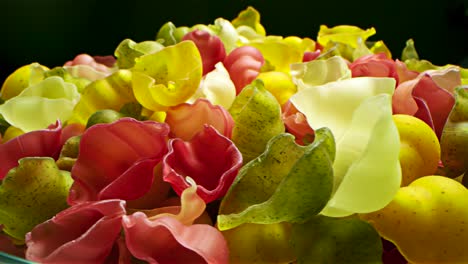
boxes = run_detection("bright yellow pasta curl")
[361,176,468,264]
[256,71,297,105]
[231,6,266,36]
[1,63,48,100]
[317,25,376,48]
[393,114,440,186]
[132,41,202,108]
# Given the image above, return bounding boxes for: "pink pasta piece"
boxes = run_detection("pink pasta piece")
[182,30,226,76]
[302,50,321,62]
[25,199,126,264]
[93,55,117,67]
[165,98,234,141]
[122,213,228,264]
[282,100,315,145]
[64,54,115,73]
[426,67,462,94]
[393,74,455,138]
[350,53,399,84]
[413,96,435,131]
[223,46,264,94]
[68,118,170,205]
[98,158,161,201]
[395,60,419,84]
[0,121,62,180]
[163,125,242,203]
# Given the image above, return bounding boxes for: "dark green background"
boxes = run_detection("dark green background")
[0,0,467,83]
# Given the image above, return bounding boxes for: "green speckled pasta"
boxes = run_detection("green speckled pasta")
[441,86,468,178]
[156,22,190,47]
[292,215,382,264]
[0,157,72,242]
[221,222,295,263]
[218,128,334,230]
[114,39,164,69]
[228,79,285,162]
